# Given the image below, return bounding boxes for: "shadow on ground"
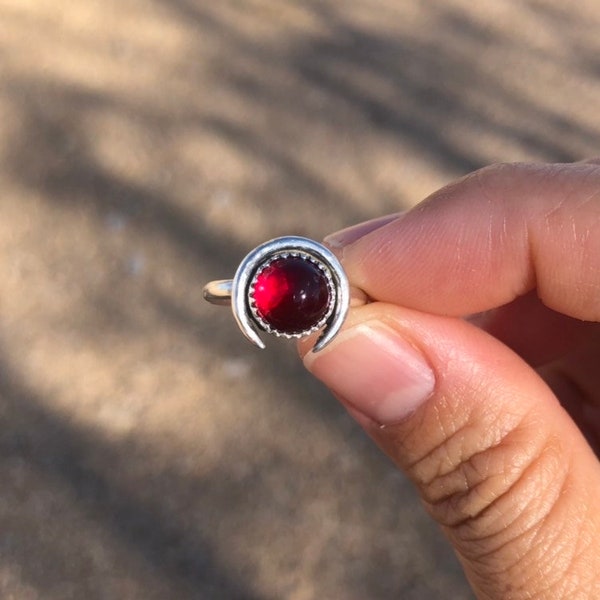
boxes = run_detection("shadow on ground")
[0,1,599,598]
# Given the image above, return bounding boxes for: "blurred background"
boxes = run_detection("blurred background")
[0,1,599,598]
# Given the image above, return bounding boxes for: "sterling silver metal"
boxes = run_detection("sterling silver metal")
[203,236,356,352]
[202,280,232,306]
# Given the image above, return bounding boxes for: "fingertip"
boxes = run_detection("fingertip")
[323,212,404,250]
[339,162,600,320]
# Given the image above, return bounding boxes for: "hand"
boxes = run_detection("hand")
[300,161,600,599]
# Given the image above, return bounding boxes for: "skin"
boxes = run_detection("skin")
[299,161,600,599]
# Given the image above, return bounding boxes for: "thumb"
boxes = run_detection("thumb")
[302,303,600,599]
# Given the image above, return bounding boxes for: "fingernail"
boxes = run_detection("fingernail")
[304,322,435,424]
[324,213,403,249]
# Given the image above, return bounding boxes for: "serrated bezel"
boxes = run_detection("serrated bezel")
[248,251,337,338]
[231,236,351,352]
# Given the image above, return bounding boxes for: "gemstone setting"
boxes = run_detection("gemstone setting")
[249,253,335,337]
[231,236,350,351]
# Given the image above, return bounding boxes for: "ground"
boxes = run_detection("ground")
[0,1,599,598]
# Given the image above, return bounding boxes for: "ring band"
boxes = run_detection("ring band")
[203,280,233,306]
[203,236,367,352]
[203,279,367,307]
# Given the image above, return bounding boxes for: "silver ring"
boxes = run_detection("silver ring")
[203,236,366,352]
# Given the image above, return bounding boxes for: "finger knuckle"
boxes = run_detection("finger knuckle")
[405,407,584,596]
[406,404,569,538]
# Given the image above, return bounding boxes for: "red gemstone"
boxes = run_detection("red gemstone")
[251,256,331,334]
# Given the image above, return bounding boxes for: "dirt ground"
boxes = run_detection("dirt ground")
[0,1,599,598]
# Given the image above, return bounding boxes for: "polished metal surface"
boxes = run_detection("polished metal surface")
[204,236,352,352]
[202,279,232,305]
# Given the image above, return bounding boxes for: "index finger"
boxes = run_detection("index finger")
[337,162,600,321]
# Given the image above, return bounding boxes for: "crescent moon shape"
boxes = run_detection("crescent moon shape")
[231,236,350,352]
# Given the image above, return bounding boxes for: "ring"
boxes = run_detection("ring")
[203,236,366,352]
